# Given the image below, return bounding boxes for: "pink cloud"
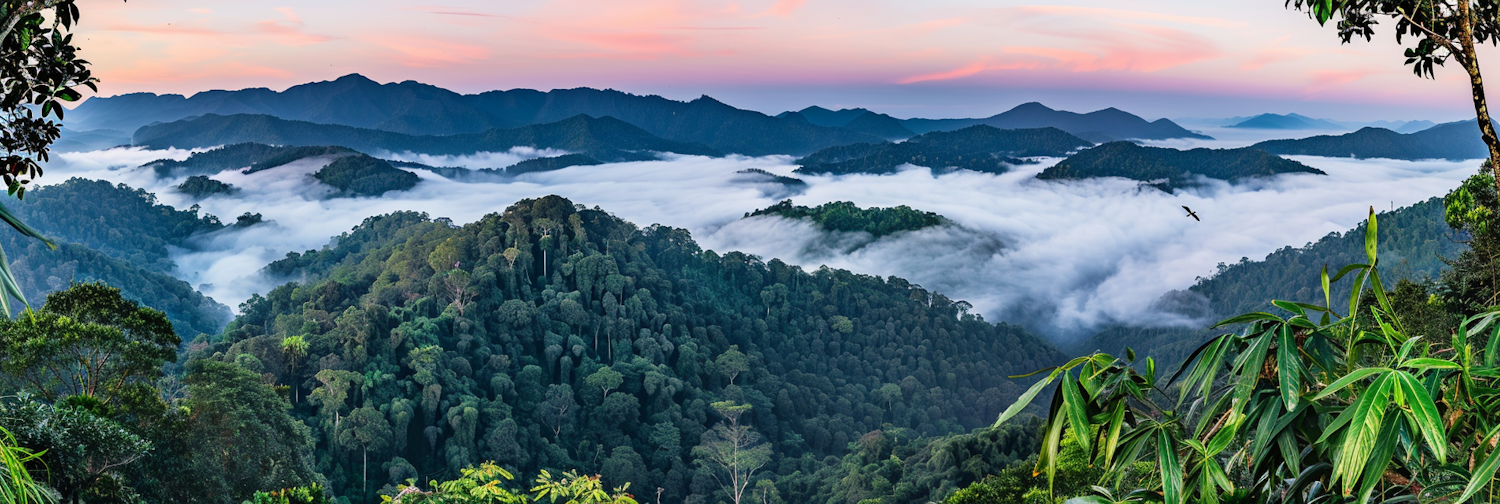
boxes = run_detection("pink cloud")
[897,59,1037,84]
[759,0,807,17]
[372,36,490,67]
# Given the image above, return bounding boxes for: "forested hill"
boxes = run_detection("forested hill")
[794,126,1091,175]
[215,195,1063,502]
[1082,196,1463,364]
[746,200,948,237]
[132,113,722,160]
[1037,141,1324,190]
[3,179,235,337]
[1249,120,1489,160]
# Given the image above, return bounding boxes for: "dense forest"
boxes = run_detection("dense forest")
[132,114,722,161]
[213,195,1061,503]
[0,179,236,344]
[794,126,1091,175]
[505,154,604,175]
[313,155,422,197]
[745,200,947,238]
[176,175,237,199]
[1037,141,1324,190]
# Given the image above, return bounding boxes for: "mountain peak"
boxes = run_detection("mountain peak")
[1009,102,1055,112]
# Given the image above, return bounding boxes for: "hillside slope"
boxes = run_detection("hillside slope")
[219,195,1065,503]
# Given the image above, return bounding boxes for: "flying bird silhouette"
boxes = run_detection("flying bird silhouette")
[1182,206,1200,221]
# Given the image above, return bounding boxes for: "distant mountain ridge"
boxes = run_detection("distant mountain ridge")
[132,113,721,160]
[1038,141,1325,190]
[70,74,880,156]
[1229,113,1343,130]
[899,102,1211,143]
[1250,120,1490,160]
[794,125,1092,175]
[70,74,1210,156]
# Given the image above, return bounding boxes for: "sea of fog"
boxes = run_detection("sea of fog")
[41,129,1477,341]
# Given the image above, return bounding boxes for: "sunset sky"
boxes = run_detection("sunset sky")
[74,0,1499,121]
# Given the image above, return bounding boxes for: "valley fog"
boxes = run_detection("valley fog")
[44,146,1476,341]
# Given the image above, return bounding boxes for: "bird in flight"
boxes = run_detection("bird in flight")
[1182,206,1200,221]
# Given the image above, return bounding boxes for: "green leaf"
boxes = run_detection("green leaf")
[1061,371,1093,455]
[1312,367,1388,401]
[1158,428,1183,504]
[1364,206,1378,263]
[1333,372,1393,491]
[1354,412,1401,501]
[0,201,53,249]
[1211,312,1281,328]
[1321,265,1333,314]
[1036,385,1067,495]
[994,373,1055,427]
[1102,400,1126,466]
[1458,425,1500,503]
[1392,370,1446,463]
[1272,299,1306,316]
[1277,325,1301,411]
[1231,329,1274,407]
[1315,0,1334,24]
[1400,357,1460,371]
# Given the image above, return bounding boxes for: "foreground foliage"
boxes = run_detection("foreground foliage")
[998,207,1500,503]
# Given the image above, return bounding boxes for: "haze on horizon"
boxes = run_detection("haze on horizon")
[74,0,1500,122]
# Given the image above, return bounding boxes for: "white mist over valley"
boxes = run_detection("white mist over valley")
[43,130,1477,341]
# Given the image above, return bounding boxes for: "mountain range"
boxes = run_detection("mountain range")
[1250,120,1490,160]
[133,113,720,161]
[65,74,1211,156]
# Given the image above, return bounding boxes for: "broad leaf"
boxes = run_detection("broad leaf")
[1277,325,1301,411]
[1158,428,1183,504]
[1457,425,1500,503]
[994,372,1056,427]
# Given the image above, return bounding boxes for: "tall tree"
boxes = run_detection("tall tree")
[0,282,178,407]
[1291,0,1500,193]
[337,405,392,497]
[693,401,770,504]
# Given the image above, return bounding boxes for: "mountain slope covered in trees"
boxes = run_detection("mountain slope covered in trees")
[1250,120,1490,160]
[795,126,1091,175]
[1038,141,1324,190]
[2,179,236,337]
[133,113,722,161]
[215,195,1064,503]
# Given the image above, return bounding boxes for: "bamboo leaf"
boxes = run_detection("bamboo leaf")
[1333,372,1393,492]
[1312,367,1388,401]
[1458,425,1500,503]
[994,373,1056,427]
[1102,400,1125,466]
[1231,329,1274,407]
[1211,312,1282,328]
[1277,325,1301,411]
[1392,371,1446,463]
[1321,265,1333,315]
[1400,357,1460,371]
[1158,428,1183,504]
[1328,263,1369,282]
[1272,299,1307,317]
[1365,206,1378,264]
[1061,371,1093,455]
[1036,385,1067,495]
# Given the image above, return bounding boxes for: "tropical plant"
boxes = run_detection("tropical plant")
[0,0,105,313]
[0,425,53,504]
[1288,0,1500,195]
[996,207,1500,503]
[382,463,637,504]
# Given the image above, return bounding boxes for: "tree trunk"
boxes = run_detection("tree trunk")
[1456,0,1500,194]
[363,447,369,497]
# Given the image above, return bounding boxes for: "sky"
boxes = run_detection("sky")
[74,0,1499,121]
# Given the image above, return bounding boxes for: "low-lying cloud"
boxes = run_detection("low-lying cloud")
[44,137,1477,341]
